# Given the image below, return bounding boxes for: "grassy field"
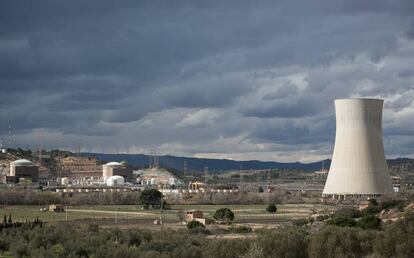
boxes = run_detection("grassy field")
[0,203,338,228]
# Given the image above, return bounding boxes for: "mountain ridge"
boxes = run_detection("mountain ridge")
[82,153,332,172]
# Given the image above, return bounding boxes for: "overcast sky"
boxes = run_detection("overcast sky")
[1,1,414,162]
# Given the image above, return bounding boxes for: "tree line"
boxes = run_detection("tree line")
[0,210,413,258]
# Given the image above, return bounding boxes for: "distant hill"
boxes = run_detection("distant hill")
[81,153,331,172]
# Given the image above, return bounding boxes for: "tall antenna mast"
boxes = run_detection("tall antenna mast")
[239,164,243,192]
[183,161,187,177]
[8,124,11,149]
[204,166,208,187]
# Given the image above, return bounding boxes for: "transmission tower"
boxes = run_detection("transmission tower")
[267,171,270,205]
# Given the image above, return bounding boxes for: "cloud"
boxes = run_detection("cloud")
[1,0,414,161]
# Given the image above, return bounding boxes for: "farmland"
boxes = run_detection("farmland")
[0,203,339,229]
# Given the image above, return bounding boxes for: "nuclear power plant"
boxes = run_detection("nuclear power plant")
[323,98,393,199]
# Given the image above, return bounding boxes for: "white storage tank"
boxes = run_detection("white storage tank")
[106,175,125,187]
[150,178,157,185]
[61,177,69,185]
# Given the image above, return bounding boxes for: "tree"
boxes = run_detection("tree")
[139,189,162,209]
[266,204,277,213]
[213,208,235,224]
[266,204,277,220]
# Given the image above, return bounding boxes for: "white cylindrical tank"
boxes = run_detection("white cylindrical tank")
[61,177,69,185]
[323,99,393,197]
[106,176,125,187]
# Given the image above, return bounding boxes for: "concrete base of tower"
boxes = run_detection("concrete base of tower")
[322,193,382,201]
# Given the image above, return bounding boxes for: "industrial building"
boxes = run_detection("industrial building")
[186,210,206,225]
[135,167,183,187]
[58,156,101,178]
[8,159,39,183]
[323,98,393,199]
[102,162,133,182]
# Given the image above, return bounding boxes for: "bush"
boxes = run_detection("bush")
[316,215,325,222]
[356,215,381,230]
[380,199,405,210]
[187,220,205,229]
[257,227,308,258]
[334,207,362,218]
[308,226,375,258]
[374,212,414,257]
[362,205,382,216]
[204,239,249,258]
[230,226,252,234]
[293,219,309,227]
[327,215,356,227]
[0,239,9,254]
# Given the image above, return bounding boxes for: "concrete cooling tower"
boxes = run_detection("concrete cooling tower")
[323,98,393,199]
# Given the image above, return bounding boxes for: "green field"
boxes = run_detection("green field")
[0,203,338,228]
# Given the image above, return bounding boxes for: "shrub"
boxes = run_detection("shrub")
[374,212,414,257]
[0,239,9,253]
[204,239,249,258]
[316,215,325,222]
[362,205,382,216]
[257,227,308,258]
[334,207,362,218]
[293,219,309,227]
[356,215,381,230]
[231,226,252,233]
[327,215,356,227]
[187,220,205,229]
[308,226,375,258]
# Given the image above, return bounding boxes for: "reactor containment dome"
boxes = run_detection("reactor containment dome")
[323,98,393,199]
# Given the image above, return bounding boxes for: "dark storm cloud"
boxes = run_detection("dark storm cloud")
[1,0,414,160]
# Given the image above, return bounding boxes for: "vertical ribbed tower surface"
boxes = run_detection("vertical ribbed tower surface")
[323,98,393,197]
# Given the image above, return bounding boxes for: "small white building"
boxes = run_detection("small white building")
[106,175,125,187]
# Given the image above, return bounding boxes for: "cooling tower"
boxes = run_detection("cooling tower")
[323,98,393,199]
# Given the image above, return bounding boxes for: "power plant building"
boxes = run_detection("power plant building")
[102,162,133,182]
[8,159,39,183]
[323,98,393,199]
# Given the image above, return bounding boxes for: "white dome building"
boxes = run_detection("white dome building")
[102,161,133,182]
[9,159,39,182]
[106,175,125,187]
[11,159,34,166]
